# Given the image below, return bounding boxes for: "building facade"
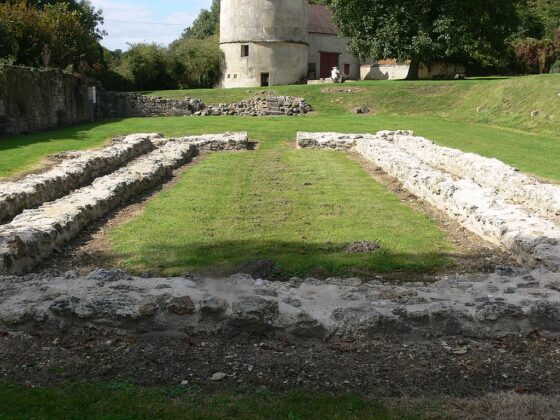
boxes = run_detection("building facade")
[219,0,361,88]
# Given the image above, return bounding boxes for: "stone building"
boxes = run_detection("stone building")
[219,0,361,88]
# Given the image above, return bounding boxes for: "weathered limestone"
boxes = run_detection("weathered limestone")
[0,133,249,275]
[297,132,560,271]
[384,131,560,222]
[201,95,313,117]
[0,134,158,223]
[1,266,559,339]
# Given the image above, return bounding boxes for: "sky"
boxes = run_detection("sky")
[90,0,213,51]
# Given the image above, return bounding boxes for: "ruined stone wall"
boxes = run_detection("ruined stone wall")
[0,65,91,137]
[0,66,313,137]
[95,92,204,119]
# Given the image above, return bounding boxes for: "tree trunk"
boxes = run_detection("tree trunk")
[405,58,420,80]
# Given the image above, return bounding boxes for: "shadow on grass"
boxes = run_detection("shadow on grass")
[0,119,126,152]
[98,239,499,281]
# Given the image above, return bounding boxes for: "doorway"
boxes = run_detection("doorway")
[320,52,339,78]
[261,73,269,87]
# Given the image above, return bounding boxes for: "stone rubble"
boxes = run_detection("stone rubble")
[0,134,158,223]
[297,131,560,271]
[199,95,313,117]
[0,133,249,275]
[0,267,559,339]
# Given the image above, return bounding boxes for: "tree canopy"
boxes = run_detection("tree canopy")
[0,0,104,69]
[322,0,522,78]
[182,0,220,39]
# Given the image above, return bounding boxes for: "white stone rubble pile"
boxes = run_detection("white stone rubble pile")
[0,132,249,275]
[297,131,560,271]
[0,134,158,222]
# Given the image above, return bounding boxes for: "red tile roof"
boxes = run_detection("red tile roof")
[309,4,340,35]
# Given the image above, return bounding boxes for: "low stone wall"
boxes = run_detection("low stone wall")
[95,92,205,118]
[1,266,559,339]
[297,131,560,271]
[201,95,313,117]
[0,65,313,137]
[0,132,249,275]
[387,132,560,223]
[360,62,466,80]
[0,134,158,223]
[361,64,411,80]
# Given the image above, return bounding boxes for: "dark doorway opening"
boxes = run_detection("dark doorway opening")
[344,63,350,76]
[261,73,270,87]
[320,52,339,78]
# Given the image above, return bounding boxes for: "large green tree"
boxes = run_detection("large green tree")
[322,0,522,79]
[182,0,220,39]
[0,1,104,69]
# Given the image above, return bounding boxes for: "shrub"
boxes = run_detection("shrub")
[550,59,560,74]
[510,37,560,74]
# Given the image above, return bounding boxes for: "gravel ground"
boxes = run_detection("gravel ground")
[2,330,560,398]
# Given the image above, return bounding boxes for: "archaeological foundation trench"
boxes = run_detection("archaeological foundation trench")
[1,130,560,339]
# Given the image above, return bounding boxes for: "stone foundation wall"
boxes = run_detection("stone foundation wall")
[0,132,249,275]
[1,266,560,339]
[297,131,560,271]
[0,134,158,223]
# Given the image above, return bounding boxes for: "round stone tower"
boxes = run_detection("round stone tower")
[220,0,309,88]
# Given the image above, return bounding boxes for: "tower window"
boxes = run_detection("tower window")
[241,45,249,57]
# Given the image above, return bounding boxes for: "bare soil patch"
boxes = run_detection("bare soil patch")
[1,331,560,399]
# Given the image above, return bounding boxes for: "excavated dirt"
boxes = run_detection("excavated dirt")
[2,331,560,399]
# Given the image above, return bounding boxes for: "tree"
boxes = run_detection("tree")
[115,43,175,91]
[322,0,522,79]
[169,34,222,88]
[0,1,104,69]
[182,0,220,39]
[0,17,18,59]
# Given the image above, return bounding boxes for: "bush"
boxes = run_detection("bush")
[510,37,560,74]
[550,60,560,73]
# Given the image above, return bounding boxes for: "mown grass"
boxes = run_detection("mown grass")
[0,382,419,419]
[1,75,559,276]
[110,139,450,277]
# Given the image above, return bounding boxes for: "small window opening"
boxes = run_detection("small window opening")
[241,45,249,57]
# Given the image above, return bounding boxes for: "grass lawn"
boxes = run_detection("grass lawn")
[0,382,419,419]
[1,75,559,277]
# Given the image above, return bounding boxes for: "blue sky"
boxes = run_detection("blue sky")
[90,0,213,50]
